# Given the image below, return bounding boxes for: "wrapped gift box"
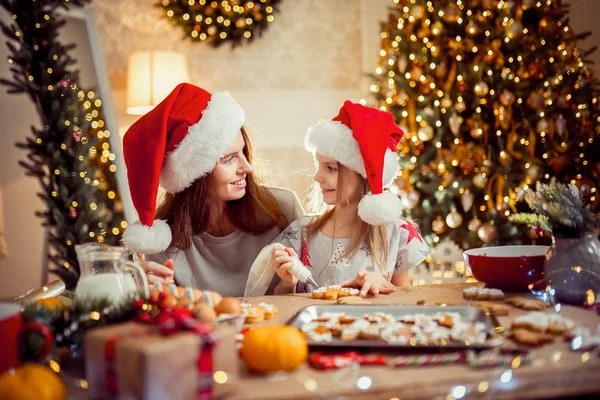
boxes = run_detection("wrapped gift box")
[85,321,209,400]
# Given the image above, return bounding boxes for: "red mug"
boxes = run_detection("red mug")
[0,302,53,373]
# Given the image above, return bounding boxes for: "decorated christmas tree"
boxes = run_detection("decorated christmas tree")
[371,0,600,249]
[0,0,126,289]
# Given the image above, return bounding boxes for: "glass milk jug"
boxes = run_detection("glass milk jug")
[74,243,149,304]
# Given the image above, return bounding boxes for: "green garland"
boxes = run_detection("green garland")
[20,295,137,362]
[158,0,282,48]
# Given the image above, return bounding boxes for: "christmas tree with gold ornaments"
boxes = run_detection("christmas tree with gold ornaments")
[371,0,600,249]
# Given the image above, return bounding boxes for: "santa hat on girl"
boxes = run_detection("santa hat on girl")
[305,100,404,225]
[122,83,245,254]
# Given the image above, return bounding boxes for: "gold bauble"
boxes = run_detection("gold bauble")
[466,20,480,36]
[442,4,460,23]
[468,217,482,232]
[441,96,453,108]
[473,172,487,188]
[446,210,464,229]
[500,90,516,107]
[527,92,544,110]
[432,216,446,234]
[431,21,444,36]
[474,81,489,96]
[401,190,420,209]
[505,20,523,39]
[411,4,425,19]
[418,125,434,141]
[536,118,549,134]
[478,223,498,242]
[460,157,477,174]
[435,61,448,79]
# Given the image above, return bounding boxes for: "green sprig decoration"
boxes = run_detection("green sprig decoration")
[510,178,599,238]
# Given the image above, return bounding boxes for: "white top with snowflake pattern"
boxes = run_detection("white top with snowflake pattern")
[273,216,431,292]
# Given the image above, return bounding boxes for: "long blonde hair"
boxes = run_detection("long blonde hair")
[305,163,389,271]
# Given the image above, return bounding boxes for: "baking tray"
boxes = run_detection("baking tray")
[286,304,504,350]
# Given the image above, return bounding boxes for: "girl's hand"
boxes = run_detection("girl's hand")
[340,269,396,297]
[270,244,298,287]
[142,259,175,284]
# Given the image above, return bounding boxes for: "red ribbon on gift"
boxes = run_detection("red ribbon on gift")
[308,351,387,370]
[104,307,219,400]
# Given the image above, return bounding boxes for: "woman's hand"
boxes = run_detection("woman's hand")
[340,269,396,297]
[142,259,175,284]
[270,244,298,287]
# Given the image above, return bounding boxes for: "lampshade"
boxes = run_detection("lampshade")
[126,51,190,115]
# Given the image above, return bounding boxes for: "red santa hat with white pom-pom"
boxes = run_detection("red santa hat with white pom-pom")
[305,100,404,225]
[122,83,245,254]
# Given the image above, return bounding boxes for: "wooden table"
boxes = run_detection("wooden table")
[213,283,600,399]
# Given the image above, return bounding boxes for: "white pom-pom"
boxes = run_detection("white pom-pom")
[357,192,403,225]
[122,219,172,254]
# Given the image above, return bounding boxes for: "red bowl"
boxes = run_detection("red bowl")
[463,245,549,291]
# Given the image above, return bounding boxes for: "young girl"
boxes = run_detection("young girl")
[259,101,430,297]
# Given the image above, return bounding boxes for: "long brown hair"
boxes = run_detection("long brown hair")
[306,163,389,271]
[156,126,287,251]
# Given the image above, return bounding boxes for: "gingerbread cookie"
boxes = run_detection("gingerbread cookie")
[312,285,361,300]
[463,287,505,301]
[381,324,414,344]
[505,297,551,311]
[244,306,265,323]
[511,328,554,346]
[450,322,488,344]
[258,302,278,319]
[301,323,333,343]
[300,311,493,346]
[311,287,327,299]
[511,312,575,336]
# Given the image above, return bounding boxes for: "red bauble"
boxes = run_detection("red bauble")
[133,299,145,311]
[457,80,469,92]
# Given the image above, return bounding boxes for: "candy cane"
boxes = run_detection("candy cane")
[393,352,464,367]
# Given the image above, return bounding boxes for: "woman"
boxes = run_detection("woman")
[122,83,303,297]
